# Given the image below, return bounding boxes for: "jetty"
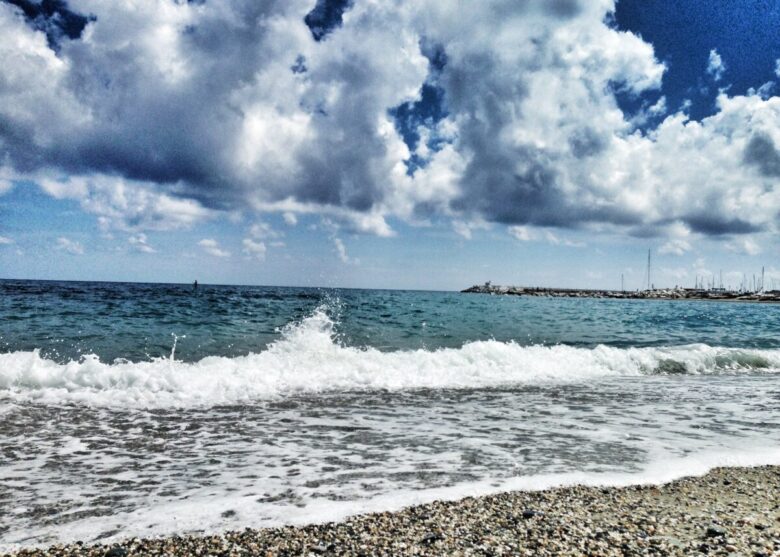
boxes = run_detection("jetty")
[461,283,780,302]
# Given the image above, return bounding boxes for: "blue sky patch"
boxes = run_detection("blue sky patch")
[304,0,353,42]
[615,0,780,122]
[2,0,93,50]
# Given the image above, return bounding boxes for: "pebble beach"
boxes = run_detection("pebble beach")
[6,465,780,557]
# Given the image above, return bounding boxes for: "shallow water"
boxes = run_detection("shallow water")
[1,280,779,549]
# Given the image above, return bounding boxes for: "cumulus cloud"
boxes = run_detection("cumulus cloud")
[128,233,155,253]
[707,48,725,81]
[55,236,84,255]
[0,236,13,245]
[242,238,267,261]
[38,175,214,231]
[0,0,779,250]
[198,238,230,258]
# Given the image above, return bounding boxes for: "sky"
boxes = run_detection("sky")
[1,0,780,291]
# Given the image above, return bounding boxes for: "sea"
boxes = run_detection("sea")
[1,279,780,549]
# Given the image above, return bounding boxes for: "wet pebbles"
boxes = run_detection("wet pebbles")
[6,465,780,556]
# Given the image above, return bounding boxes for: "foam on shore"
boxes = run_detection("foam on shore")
[4,451,780,554]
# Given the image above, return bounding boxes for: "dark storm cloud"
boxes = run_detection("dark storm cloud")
[441,50,633,228]
[292,53,392,211]
[452,154,572,226]
[0,114,40,173]
[684,214,762,235]
[568,127,607,159]
[743,132,780,177]
[545,0,581,18]
[453,149,640,228]
[442,51,530,221]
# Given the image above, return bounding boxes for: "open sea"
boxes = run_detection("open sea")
[2,279,780,549]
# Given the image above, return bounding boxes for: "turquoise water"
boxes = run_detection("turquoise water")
[2,279,780,363]
[1,279,780,549]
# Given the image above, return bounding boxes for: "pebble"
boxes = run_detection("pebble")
[705,524,727,538]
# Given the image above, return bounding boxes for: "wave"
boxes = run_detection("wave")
[1,307,779,407]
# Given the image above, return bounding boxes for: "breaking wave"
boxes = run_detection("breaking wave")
[2,307,779,407]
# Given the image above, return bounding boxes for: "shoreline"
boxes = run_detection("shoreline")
[462,283,780,303]
[6,465,779,556]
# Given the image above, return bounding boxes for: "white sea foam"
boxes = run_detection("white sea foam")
[1,307,780,407]
[4,446,780,552]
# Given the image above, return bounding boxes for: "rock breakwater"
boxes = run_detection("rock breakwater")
[462,283,780,302]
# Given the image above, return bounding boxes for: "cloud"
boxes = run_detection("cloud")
[55,236,84,255]
[743,132,780,177]
[707,49,725,81]
[128,233,156,253]
[0,0,779,252]
[452,219,489,239]
[198,238,230,258]
[508,225,584,247]
[725,237,761,256]
[508,225,534,242]
[38,175,214,231]
[658,239,691,256]
[332,236,354,264]
[751,81,776,100]
[775,59,780,78]
[248,221,282,240]
[242,238,267,261]
[0,176,13,196]
[543,230,586,248]
[0,236,13,245]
